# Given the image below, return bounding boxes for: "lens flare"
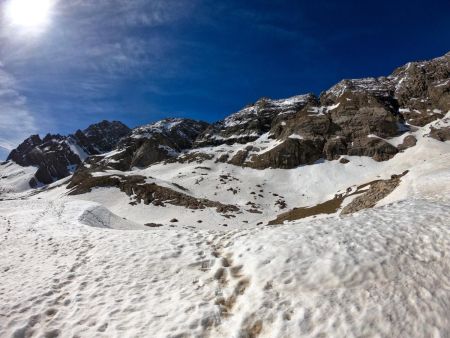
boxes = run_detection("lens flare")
[5,0,54,33]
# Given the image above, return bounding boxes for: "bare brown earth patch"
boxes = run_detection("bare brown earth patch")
[268,195,347,225]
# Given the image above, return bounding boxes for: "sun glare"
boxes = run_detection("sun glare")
[5,0,54,32]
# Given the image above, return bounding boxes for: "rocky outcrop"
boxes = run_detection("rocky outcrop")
[428,126,450,142]
[6,120,130,185]
[246,139,323,169]
[216,53,449,169]
[72,120,131,154]
[68,168,238,213]
[7,134,82,186]
[341,171,408,215]
[347,137,399,162]
[398,135,417,151]
[195,94,318,147]
[90,118,209,170]
[391,53,450,114]
[7,52,450,188]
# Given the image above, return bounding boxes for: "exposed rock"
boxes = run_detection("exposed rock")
[247,138,323,169]
[215,154,230,163]
[399,109,444,127]
[73,120,131,154]
[271,110,330,139]
[398,135,417,151]
[195,94,318,147]
[228,146,256,166]
[67,169,239,213]
[347,137,398,162]
[324,137,348,160]
[339,157,350,164]
[6,120,131,185]
[144,223,163,227]
[228,150,249,166]
[170,152,214,164]
[392,53,450,113]
[210,54,446,169]
[268,195,344,225]
[428,126,450,142]
[7,134,81,185]
[341,171,408,215]
[268,171,408,223]
[96,119,209,170]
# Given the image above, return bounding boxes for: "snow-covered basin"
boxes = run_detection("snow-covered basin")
[1,195,450,337]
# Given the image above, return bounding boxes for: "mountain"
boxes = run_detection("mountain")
[1,52,449,225]
[5,120,131,186]
[87,118,210,171]
[0,54,450,338]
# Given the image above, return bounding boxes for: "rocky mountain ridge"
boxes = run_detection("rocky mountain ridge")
[6,120,130,185]
[4,52,450,188]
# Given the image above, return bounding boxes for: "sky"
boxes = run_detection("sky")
[0,0,449,159]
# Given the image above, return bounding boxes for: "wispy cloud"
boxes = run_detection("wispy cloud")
[0,63,38,158]
[0,0,200,146]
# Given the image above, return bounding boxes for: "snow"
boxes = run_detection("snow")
[66,138,88,161]
[131,119,184,139]
[435,79,449,87]
[325,78,392,98]
[288,133,304,140]
[326,102,340,111]
[1,194,450,337]
[1,110,450,336]
[158,144,178,157]
[220,95,312,129]
[270,94,312,107]
[0,161,37,193]
[63,111,450,230]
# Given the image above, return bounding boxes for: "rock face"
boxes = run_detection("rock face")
[7,120,130,185]
[247,138,323,169]
[72,120,131,154]
[6,52,450,186]
[195,94,318,147]
[7,134,82,186]
[341,171,408,215]
[88,118,209,170]
[201,52,449,169]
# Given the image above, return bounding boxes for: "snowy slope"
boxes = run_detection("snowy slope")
[1,191,450,337]
[33,111,445,230]
[0,53,449,337]
[0,161,38,194]
[1,112,449,336]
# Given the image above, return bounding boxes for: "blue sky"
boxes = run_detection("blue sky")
[0,0,449,159]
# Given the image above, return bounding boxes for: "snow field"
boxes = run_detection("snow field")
[1,197,450,337]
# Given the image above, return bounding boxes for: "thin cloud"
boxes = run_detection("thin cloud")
[0,64,39,158]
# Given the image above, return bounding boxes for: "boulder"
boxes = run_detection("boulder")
[398,135,417,151]
[247,138,323,169]
[348,137,398,161]
[428,126,450,142]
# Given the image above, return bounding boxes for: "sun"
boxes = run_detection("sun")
[4,0,55,32]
